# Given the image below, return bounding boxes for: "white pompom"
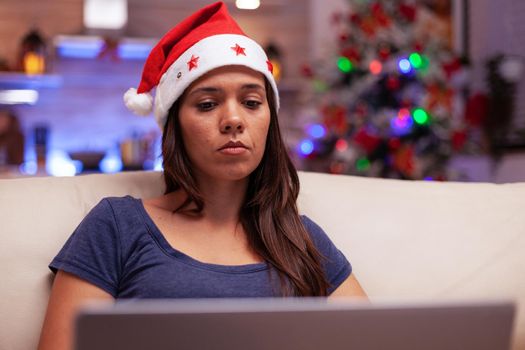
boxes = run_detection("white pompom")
[123,88,153,116]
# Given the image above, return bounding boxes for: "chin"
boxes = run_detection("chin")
[212,164,258,182]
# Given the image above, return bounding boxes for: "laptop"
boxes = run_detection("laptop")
[74,298,516,350]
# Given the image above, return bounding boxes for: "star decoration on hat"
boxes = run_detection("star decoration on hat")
[231,44,246,56]
[267,60,274,74]
[187,55,199,71]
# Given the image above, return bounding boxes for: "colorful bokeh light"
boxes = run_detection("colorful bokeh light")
[308,124,326,139]
[391,109,414,134]
[298,139,315,156]
[369,60,382,75]
[335,139,349,152]
[337,56,353,73]
[356,157,370,171]
[398,58,412,74]
[413,108,430,125]
[409,52,423,69]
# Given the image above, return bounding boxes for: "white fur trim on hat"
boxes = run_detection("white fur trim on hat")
[153,34,280,129]
[123,88,154,116]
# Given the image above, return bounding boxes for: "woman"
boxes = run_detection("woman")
[38,2,366,349]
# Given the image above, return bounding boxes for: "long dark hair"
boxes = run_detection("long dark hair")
[161,79,330,296]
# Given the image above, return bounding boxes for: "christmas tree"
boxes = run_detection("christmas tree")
[295,0,476,180]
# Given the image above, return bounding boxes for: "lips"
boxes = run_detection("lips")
[218,140,248,151]
[218,140,249,155]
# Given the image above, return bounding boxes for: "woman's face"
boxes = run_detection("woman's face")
[178,65,271,183]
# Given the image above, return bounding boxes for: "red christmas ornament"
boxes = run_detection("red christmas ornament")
[354,102,368,118]
[451,130,467,151]
[464,93,489,127]
[339,32,350,43]
[300,63,314,78]
[371,2,384,16]
[442,58,462,78]
[426,83,454,112]
[378,44,391,60]
[400,99,412,109]
[376,13,391,28]
[413,42,424,53]
[399,3,417,22]
[353,128,381,154]
[329,161,346,174]
[386,76,401,90]
[393,144,416,177]
[388,137,401,151]
[349,13,361,25]
[341,47,360,63]
[360,16,377,37]
[322,105,348,135]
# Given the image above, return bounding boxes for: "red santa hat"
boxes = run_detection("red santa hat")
[124,1,279,129]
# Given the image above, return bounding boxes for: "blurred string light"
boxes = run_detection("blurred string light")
[412,108,430,125]
[99,150,123,173]
[391,108,414,134]
[307,124,326,139]
[335,139,348,152]
[398,53,430,74]
[236,0,260,10]
[409,52,423,69]
[337,57,353,73]
[369,60,382,75]
[356,157,370,171]
[298,139,314,156]
[46,150,79,177]
[398,58,412,74]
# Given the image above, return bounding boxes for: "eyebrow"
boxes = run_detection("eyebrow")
[188,83,265,97]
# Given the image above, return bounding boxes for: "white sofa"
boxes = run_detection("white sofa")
[1,171,524,350]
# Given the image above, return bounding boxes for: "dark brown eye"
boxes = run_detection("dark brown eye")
[197,101,217,111]
[244,100,262,109]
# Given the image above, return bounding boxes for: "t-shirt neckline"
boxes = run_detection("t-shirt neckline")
[131,196,269,274]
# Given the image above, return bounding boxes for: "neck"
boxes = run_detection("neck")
[193,176,249,224]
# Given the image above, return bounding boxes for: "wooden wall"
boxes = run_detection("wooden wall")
[0,0,84,68]
[0,0,309,80]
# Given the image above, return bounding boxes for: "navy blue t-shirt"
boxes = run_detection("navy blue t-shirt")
[50,196,351,298]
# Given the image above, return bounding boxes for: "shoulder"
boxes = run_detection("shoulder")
[75,195,142,237]
[300,215,352,293]
[87,195,140,219]
[300,215,332,247]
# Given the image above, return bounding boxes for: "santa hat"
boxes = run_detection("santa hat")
[124,1,279,129]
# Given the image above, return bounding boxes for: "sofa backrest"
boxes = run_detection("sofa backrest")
[1,171,524,349]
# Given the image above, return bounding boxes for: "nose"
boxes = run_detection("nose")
[220,105,245,134]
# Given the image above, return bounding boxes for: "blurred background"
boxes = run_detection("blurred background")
[0,0,524,182]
